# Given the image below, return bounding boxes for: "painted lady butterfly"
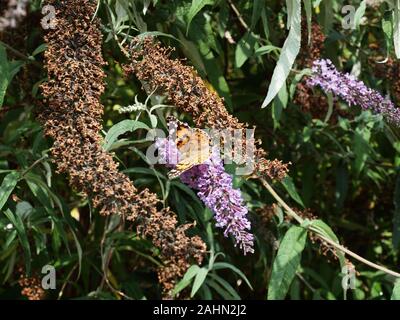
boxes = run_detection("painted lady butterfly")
[166,117,211,179]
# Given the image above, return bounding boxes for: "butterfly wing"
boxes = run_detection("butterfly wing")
[167,118,211,179]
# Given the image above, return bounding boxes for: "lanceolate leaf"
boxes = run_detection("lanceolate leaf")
[3,209,31,275]
[353,126,371,175]
[354,0,367,29]
[303,0,312,44]
[212,262,253,290]
[261,0,301,108]
[191,267,209,297]
[0,44,10,108]
[394,0,400,58]
[267,225,307,300]
[250,0,263,30]
[281,175,305,208]
[173,265,201,296]
[0,171,20,211]
[383,10,393,57]
[0,44,24,108]
[186,0,214,35]
[103,120,150,151]
[235,32,257,68]
[391,280,400,300]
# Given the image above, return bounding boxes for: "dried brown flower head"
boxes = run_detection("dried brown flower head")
[18,272,45,300]
[39,0,205,295]
[295,21,349,122]
[255,204,279,247]
[298,20,326,69]
[371,57,400,104]
[124,37,289,181]
[256,204,279,225]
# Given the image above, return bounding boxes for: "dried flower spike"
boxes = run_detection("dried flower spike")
[39,0,206,295]
[124,37,290,181]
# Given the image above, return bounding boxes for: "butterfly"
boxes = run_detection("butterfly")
[166,116,211,179]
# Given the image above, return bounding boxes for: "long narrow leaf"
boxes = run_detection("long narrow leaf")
[261,0,301,108]
[267,225,307,300]
[3,209,31,274]
[0,171,19,211]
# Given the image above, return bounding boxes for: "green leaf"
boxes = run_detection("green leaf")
[267,225,307,300]
[250,0,263,30]
[383,10,393,55]
[391,280,400,300]
[123,167,165,179]
[206,278,232,299]
[309,219,346,268]
[272,84,288,129]
[261,0,301,108]
[354,0,367,29]
[16,201,33,220]
[173,265,201,296]
[281,175,305,207]
[393,174,400,250]
[323,92,334,123]
[191,267,209,297]
[303,0,312,44]
[0,171,19,211]
[212,262,253,290]
[207,273,241,300]
[0,44,24,108]
[177,30,207,75]
[261,7,270,39]
[353,126,371,175]
[186,0,214,35]
[235,32,256,68]
[31,44,48,57]
[322,0,333,33]
[0,44,10,108]
[103,120,149,151]
[137,31,181,44]
[254,45,280,57]
[394,0,400,58]
[3,209,31,274]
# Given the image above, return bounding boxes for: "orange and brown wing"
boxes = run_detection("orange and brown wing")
[167,119,211,179]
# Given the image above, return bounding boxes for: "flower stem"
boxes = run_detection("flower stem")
[260,178,400,278]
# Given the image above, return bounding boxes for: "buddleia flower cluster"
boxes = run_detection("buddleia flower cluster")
[156,125,254,255]
[308,59,400,126]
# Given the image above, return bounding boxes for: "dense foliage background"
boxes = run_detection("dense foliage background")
[1,0,400,300]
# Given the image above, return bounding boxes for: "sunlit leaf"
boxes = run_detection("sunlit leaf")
[267,225,307,300]
[261,0,301,108]
[191,267,209,297]
[392,280,400,300]
[103,120,150,151]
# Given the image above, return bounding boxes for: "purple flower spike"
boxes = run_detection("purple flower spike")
[157,138,254,255]
[308,59,400,125]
